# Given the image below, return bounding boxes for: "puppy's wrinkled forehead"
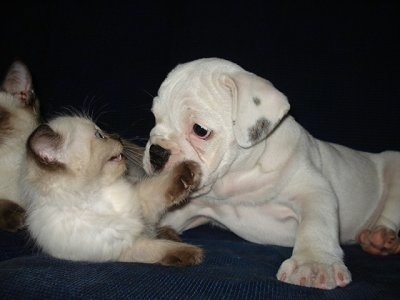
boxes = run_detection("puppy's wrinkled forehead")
[152,58,242,121]
[158,58,242,95]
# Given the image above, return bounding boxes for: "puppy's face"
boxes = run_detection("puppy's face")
[144,67,237,193]
[144,58,290,194]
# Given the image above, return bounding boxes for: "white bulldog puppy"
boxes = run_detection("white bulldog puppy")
[143,58,400,289]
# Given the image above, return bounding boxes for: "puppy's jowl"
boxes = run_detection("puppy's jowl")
[143,57,400,289]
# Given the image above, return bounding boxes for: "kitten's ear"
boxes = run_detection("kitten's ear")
[27,124,66,170]
[1,61,35,106]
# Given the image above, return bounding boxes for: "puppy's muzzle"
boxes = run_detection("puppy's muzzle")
[149,144,171,172]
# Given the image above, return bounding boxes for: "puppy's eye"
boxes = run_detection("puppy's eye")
[193,123,212,139]
[95,130,106,139]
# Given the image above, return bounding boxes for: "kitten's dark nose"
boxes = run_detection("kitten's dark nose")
[149,144,171,172]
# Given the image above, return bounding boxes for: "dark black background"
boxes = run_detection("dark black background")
[1,2,399,150]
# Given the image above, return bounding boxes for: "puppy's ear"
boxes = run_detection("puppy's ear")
[222,71,290,148]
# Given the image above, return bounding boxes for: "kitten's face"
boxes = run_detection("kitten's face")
[27,116,126,188]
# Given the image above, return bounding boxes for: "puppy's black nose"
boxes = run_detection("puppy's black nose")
[149,144,171,172]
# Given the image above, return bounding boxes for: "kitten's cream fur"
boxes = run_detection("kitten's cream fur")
[0,61,39,231]
[21,116,203,266]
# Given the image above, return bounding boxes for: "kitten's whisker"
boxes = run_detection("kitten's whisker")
[142,89,155,99]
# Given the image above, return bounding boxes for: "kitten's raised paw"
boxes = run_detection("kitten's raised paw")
[166,161,201,206]
[160,244,204,267]
[358,226,400,255]
[0,199,26,232]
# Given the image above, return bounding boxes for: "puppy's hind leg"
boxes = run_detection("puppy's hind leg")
[358,152,400,255]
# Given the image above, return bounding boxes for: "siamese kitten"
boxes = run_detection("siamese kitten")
[0,61,40,231]
[20,115,203,266]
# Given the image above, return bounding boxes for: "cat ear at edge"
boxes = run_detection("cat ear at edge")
[1,61,35,106]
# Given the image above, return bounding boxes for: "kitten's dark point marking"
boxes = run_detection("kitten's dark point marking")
[27,124,66,171]
[0,199,25,232]
[160,246,203,266]
[165,161,201,206]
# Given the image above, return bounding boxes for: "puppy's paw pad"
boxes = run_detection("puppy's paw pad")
[358,226,400,255]
[160,245,203,267]
[166,161,202,205]
[333,262,352,288]
[277,258,351,289]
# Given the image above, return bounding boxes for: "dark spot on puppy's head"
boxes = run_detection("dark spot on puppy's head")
[253,97,261,106]
[248,118,270,143]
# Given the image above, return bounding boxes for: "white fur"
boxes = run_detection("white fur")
[21,116,203,265]
[24,176,144,261]
[0,62,38,208]
[144,57,400,289]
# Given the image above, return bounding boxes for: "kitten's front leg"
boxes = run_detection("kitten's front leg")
[119,237,203,266]
[138,161,201,224]
[123,161,203,266]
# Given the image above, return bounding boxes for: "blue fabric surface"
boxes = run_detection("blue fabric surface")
[1,226,399,299]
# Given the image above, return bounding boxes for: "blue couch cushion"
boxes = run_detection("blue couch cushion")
[1,226,399,299]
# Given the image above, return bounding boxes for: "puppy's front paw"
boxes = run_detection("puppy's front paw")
[166,161,201,207]
[277,257,351,289]
[160,244,204,267]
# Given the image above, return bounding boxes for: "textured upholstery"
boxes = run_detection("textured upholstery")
[1,226,400,299]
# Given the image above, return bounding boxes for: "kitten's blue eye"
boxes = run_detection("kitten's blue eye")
[193,123,212,139]
[95,130,106,139]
